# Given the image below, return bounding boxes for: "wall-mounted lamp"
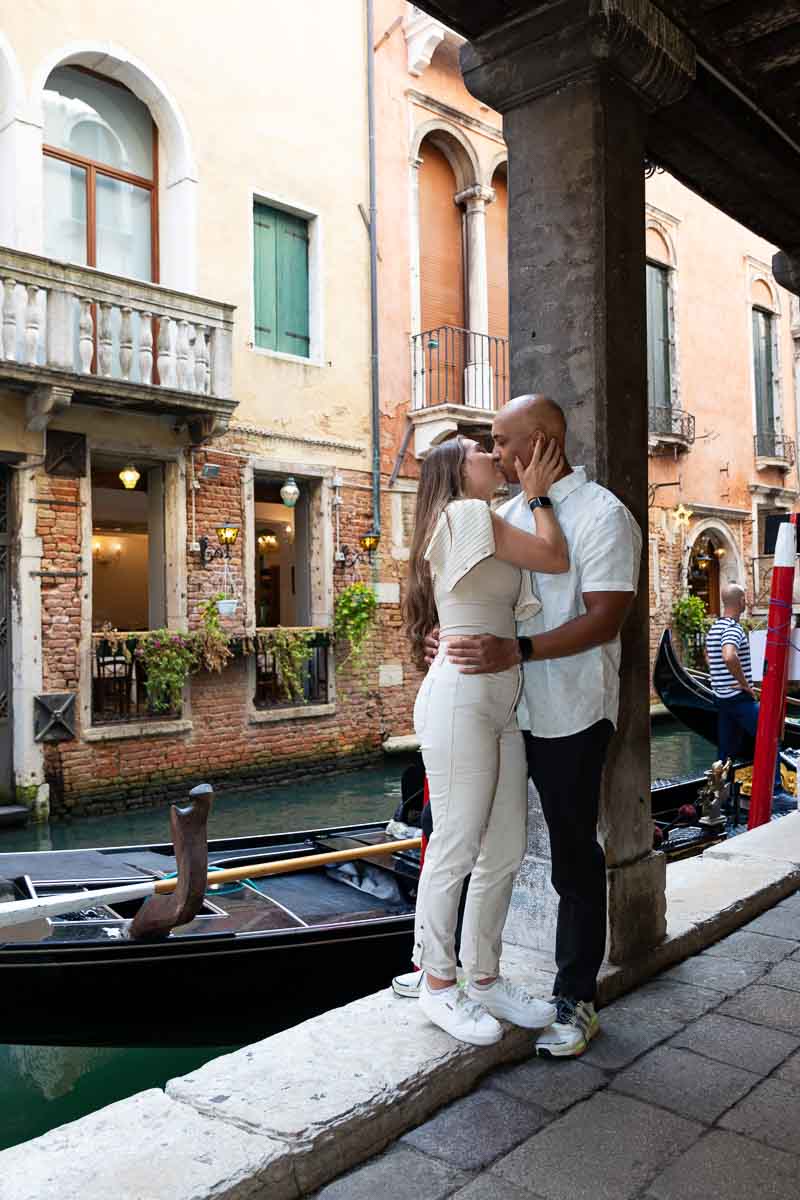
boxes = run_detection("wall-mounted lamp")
[93,538,122,566]
[258,531,279,552]
[119,463,140,490]
[335,529,381,570]
[198,521,240,567]
[280,476,300,508]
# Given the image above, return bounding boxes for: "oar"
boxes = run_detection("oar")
[0,836,421,939]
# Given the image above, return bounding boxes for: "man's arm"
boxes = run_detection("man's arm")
[445,591,633,673]
[721,643,756,697]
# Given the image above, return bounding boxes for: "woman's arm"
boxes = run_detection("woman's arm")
[490,437,569,574]
[491,508,568,573]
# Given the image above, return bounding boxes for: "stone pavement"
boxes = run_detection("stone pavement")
[314,891,800,1200]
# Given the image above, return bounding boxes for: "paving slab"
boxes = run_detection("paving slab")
[583,1007,681,1071]
[776,1048,800,1086]
[702,929,798,962]
[493,1092,701,1200]
[762,957,800,991]
[0,1089,295,1200]
[600,978,720,1026]
[719,1076,800,1153]
[644,1129,800,1200]
[659,954,766,995]
[609,1044,757,1122]
[484,1056,608,1112]
[668,1012,800,1075]
[451,1175,545,1200]
[312,1144,471,1200]
[702,811,800,868]
[401,1089,549,1170]
[719,983,800,1034]
[741,907,800,941]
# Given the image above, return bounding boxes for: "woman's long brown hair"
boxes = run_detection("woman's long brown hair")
[404,436,469,670]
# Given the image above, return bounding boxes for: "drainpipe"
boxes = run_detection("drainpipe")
[366,0,381,546]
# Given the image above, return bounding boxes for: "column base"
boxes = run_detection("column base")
[607,851,667,964]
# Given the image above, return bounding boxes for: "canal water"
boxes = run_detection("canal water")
[0,722,710,1151]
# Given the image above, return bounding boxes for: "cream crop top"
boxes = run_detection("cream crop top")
[424,499,540,640]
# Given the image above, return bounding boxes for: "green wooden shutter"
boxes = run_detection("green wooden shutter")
[752,308,774,441]
[646,263,670,420]
[276,211,310,358]
[254,203,277,350]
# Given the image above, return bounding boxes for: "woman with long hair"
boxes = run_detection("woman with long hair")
[404,433,567,1045]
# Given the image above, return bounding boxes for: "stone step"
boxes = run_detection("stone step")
[0,806,29,830]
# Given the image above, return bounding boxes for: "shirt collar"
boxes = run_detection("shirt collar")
[549,466,587,504]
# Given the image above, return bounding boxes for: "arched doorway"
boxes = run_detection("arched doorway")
[688,536,721,615]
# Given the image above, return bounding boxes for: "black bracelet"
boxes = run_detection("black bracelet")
[518,636,534,662]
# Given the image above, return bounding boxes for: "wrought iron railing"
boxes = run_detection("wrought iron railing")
[411,326,509,412]
[648,405,695,445]
[91,634,181,725]
[254,629,331,710]
[754,431,796,465]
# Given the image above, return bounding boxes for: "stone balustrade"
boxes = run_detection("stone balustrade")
[0,248,235,407]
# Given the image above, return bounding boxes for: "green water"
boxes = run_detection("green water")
[0,727,710,1151]
[0,760,407,1151]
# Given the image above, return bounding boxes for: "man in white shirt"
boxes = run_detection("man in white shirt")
[422,395,642,1058]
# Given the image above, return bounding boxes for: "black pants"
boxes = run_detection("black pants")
[523,720,614,1003]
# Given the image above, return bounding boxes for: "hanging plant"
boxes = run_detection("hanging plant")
[260,627,317,703]
[334,581,377,670]
[137,630,199,714]
[196,596,234,673]
[671,594,710,670]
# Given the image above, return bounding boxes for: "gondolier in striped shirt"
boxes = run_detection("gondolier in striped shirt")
[706,582,787,797]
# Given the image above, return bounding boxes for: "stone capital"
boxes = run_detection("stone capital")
[454,183,496,211]
[461,0,695,115]
[773,250,800,299]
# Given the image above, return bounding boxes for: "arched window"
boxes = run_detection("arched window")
[42,65,157,281]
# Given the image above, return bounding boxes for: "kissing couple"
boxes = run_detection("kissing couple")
[398,393,642,1059]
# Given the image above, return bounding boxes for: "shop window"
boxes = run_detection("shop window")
[90,456,167,723]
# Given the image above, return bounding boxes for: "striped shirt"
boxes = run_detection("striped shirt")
[706,618,752,698]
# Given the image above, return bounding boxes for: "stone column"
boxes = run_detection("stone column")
[462,1,695,963]
[456,183,495,410]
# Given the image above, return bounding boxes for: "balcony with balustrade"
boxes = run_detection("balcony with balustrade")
[754,431,796,474]
[647,404,695,454]
[409,326,509,457]
[0,248,236,440]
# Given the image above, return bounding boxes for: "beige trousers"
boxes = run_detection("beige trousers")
[412,651,527,980]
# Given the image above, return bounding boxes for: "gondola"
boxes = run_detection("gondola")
[0,821,419,1048]
[653,628,800,751]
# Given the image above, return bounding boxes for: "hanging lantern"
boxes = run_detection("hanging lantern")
[280,476,300,508]
[119,463,140,490]
[216,522,240,553]
[359,529,381,555]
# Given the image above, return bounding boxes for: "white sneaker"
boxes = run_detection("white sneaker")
[466,977,558,1030]
[392,970,424,998]
[419,981,503,1046]
[535,998,599,1058]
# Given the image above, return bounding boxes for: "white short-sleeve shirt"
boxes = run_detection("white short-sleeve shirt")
[497,467,643,738]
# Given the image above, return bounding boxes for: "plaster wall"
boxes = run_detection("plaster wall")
[0,0,372,467]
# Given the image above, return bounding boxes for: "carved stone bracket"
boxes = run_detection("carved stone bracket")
[187,412,230,445]
[25,384,73,433]
[404,10,446,77]
[461,0,695,115]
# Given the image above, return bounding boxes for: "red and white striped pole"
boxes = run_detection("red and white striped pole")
[749,516,797,829]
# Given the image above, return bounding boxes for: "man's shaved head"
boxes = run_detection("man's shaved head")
[494,394,567,441]
[721,582,746,609]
